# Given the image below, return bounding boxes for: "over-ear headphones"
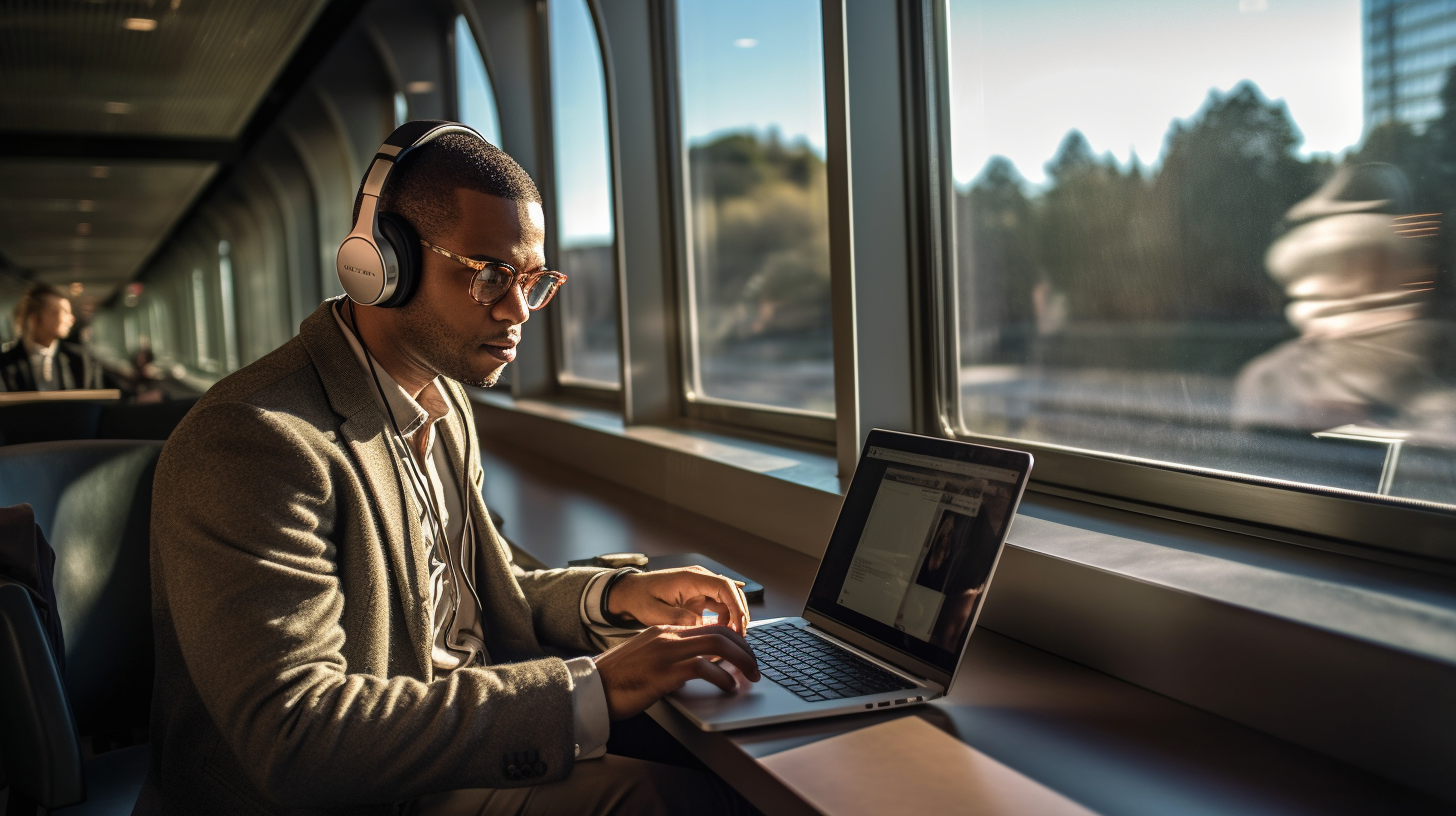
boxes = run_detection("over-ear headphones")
[336,120,486,307]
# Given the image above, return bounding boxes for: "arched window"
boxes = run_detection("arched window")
[454,15,502,146]
[549,0,621,388]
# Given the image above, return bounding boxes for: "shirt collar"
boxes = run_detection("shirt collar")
[330,299,451,439]
[22,337,58,358]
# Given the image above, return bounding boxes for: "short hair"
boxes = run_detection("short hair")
[352,131,541,240]
[13,283,65,338]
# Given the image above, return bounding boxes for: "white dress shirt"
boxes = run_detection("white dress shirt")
[24,337,60,391]
[331,302,626,761]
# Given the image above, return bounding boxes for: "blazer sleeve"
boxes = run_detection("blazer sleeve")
[483,506,604,653]
[153,401,579,807]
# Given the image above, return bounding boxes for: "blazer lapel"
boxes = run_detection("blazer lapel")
[2,344,37,391]
[342,413,433,679]
[300,301,434,680]
[57,348,77,390]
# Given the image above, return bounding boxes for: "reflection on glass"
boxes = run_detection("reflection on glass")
[190,267,215,373]
[948,0,1456,505]
[218,240,239,372]
[455,16,501,146]
[676,0,833,414]
[549,0,620,387]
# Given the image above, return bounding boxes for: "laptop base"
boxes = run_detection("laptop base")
[667,618,941,732]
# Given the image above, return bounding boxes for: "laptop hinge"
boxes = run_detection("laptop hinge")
[802,609,954,689]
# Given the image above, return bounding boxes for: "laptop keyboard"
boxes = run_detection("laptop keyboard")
[746,621,918,702]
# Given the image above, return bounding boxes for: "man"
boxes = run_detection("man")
[0,283,106,392]
[1234,162,1456,433]
[139,131,760,815]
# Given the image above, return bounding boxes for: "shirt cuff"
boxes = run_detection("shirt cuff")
[579,567,642,633]
[565,656,610,761]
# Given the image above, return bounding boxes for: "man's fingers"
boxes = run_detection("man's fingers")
[731,582,751,631]
[700,598,733,623]
[668,629,760,680]
[685,575,748,632]
[686,655,738,694]
[652,603,702,627]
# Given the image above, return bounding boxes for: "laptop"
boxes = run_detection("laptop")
[668,429,1033,731]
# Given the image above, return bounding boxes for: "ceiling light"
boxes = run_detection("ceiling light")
[123,18,158,31]
[69,283,85,296]
[78,199,95,212]
[76,223,92,236]
[734,38,758,48]
[104,101,134,115]
[406,81,435,94]
[90,166,109,178]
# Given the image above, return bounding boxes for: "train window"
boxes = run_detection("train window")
[148,296,171,360]
[218,240,240,373]
[393,91,408,130]
[674,0,835,421]
[454,15,502,147]
[189,266,216,373]
[548,0,621,389]
[944,0,1456,507]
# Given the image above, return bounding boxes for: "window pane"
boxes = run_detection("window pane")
[218,239,240,372]
[455,16,501,146]
[676,0,834,415]
[947,0,1456,505]
[549,0,621,387]
[190,266,216,373]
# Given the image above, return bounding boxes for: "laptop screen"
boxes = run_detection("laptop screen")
[805,431,1032,676]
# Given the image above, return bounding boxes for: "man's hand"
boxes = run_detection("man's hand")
[593,624,761,720]
[606,566,752,634]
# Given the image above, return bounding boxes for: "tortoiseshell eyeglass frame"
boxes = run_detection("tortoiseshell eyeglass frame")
[420,240,567,310]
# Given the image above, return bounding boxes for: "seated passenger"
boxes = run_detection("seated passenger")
[0,283,105,392]
[138,128,758,816]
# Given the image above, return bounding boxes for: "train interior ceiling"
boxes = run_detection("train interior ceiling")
[3,0,1456,814]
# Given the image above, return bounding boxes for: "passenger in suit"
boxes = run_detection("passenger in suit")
[0,283,105,392]
[139,133,759,815]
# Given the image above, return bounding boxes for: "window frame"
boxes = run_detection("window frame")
[540,0,626,404]
[660,0,838,445]
[919,0,1456,568]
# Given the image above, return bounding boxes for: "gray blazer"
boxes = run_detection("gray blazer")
[135,301,606,815]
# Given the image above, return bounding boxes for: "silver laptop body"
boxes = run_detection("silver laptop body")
[668,429,1033,731]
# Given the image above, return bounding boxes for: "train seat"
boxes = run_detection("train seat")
[0,402,108,446]
[0,397,198,447]
[0,440,163,815]
[96,398,198,442]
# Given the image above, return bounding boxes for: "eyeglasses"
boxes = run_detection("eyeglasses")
[420,240,567,310]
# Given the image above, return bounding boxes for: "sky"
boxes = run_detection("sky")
[948,0,1364,187]
[480,0,1366,239]
[550,0,615,248]
[543,0,830,246]
[676,0,828,156]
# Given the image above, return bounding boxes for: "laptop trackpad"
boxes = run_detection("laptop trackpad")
[672,675,818,720]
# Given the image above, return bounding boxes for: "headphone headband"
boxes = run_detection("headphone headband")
[336,120,486,307]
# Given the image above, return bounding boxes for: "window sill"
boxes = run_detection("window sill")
[469,389,843,557]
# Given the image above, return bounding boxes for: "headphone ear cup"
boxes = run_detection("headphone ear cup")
[376,213,422,308]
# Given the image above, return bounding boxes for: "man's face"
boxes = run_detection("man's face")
[30,295,74,345]
[395,189,545,387]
